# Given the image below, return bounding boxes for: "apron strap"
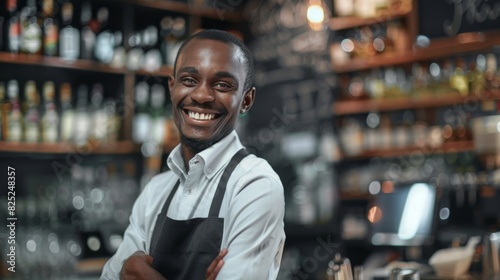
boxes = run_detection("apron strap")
[208,148,249,217]
[150,180,180,255]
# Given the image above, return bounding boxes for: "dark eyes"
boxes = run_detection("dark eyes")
[181,77,197,86]
[214,82,232,89]
[180,77,233,90]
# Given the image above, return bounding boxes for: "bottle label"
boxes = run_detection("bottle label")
[8,121,21,142]
[25,123,39,142]
[44,23,58,56]
[43,112,58,142]
[61,111,74,142]
[133,114,151,143]
[8,20,20,52]
[22,22,42,54]
[60,27,80,60]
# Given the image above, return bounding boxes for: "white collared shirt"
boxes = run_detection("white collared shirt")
[101,131,286,279]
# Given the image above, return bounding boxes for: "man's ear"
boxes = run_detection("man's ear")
[167,74,175,93]
[240,87,256,114]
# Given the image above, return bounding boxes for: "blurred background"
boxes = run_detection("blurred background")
[1,0,500,279]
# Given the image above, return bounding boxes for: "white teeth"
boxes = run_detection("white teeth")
[188,111,215,120]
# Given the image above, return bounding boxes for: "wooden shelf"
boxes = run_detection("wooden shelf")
[329,10,410,31]
[333,91,500,115]
[0,52,175,77]
[332,31,500,73]
[342,140,475,160]
[0,52,129,74]
[128,0,243,22]
[0,141,140,154]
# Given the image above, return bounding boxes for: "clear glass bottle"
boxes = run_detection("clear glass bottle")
[20,0,42,55]
[89,83,107,143]
[150,83,166,144]
[132,82,151,143]
[23,80,41,143]
[73,85,90,146]
[59,83,74,142]
[94,7,114,64]
[6,80,22,142]
[59,2,80,60]
[41,81,59,143]
[80,1,95,60]
[7,0,20,53]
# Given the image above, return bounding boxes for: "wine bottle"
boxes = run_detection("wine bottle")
[59,2,80,60]
[40,81,59,142]
[80,1,95,60]
[43,0,58,56]
[132,82,151,143]
[59,83,74,142]
[20,0,42,55]
[23,80,41,143]
[74,84,90,146]
[6,80,22,142]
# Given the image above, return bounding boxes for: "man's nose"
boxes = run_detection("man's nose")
[191,83,215,104]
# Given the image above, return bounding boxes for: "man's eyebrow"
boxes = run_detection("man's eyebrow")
[215,71,238,82]
[177,67,198,76]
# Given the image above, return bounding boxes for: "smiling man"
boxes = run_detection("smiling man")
[100,30,286,280]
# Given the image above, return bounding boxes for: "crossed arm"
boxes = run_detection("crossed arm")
[119,249,227,280]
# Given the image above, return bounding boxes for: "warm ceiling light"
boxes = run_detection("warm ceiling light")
[307,0,329,31]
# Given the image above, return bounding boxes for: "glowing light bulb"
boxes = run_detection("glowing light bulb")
[307,4,324,23]
[307,0,328,31]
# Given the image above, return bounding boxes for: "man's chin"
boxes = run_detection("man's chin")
[180,135,214,153]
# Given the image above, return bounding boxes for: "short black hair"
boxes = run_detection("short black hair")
[173,29,254,91]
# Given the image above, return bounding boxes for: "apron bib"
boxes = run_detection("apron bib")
[150,149,249,279]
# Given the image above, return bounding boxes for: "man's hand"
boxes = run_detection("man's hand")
[120,249,228,280]
[206,249,228,280]
[120,251,165,280]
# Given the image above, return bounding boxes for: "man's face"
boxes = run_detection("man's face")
[168,39,255,151]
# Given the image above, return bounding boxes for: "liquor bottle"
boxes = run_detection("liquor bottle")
[94,7,114,64]
[43,0,58,56]
[110,31,126,68]
[89,83,107,142]
[80,1,95,60]
[485,53,499,90]
[6,0,20,53]
[132,82,151,143]
[103,98,119,142]
[20,0,42,55]
[469,54,486,96]
[59,83,74,142]
[59,2,80,61]
[126,31,143,71]
[41,81,59,143]
[150,83,166,144]
[6,80,22,142]
[74,85,90,146]
[162,16,186,67]
[23,80,41,142]
[142,26,162,72]
[450,58,469,96]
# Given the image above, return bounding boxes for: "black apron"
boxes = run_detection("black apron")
[150,149,249,280]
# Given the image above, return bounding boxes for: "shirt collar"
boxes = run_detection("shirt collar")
[167,130,244,180]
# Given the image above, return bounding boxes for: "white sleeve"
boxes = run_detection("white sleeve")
[100,184,151,280]
[217,176,286,280]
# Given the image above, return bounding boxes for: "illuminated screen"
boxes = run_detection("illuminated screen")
[370,183,436,246]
